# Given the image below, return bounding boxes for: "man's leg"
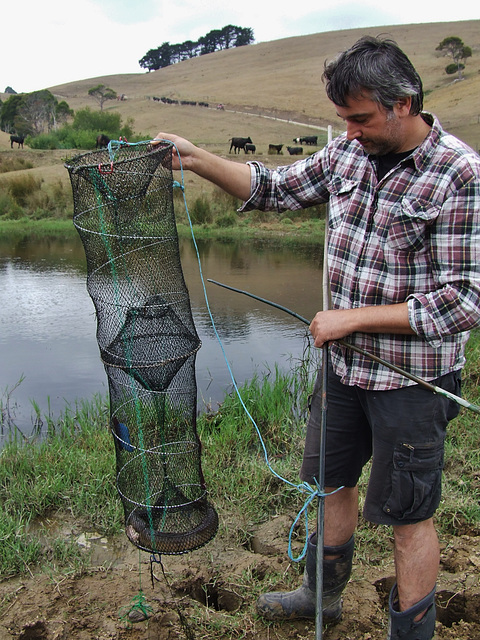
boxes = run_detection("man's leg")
[256,365,369,622]
[255,486,358,621]
[324,485,358,548]
[387,518,438,639]
[393,518,439,617]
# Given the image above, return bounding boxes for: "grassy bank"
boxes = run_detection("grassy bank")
[1,332,479,581]
[0,169,327,246]
[0,214,327,248]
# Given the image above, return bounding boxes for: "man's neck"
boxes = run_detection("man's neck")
[400,114,431,152]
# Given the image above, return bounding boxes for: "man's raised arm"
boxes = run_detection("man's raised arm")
[154,132,252,202]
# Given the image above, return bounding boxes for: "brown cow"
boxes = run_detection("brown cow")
[268,144,283,154]
[96,134,110,149]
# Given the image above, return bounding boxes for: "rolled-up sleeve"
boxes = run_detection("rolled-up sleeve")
[407,173,480,346]
[239,154,331,213]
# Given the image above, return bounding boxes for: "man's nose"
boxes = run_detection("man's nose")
[346,122,362,140]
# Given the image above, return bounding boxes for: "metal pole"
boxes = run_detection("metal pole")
[315,123,333,640]
[315,349,327,637]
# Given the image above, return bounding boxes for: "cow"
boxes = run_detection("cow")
[244,143,256,154]
[229,137,252,154]
[286,146,303,155]
[268,144,283,154]
[10,134,25,149]
[293,136,318,145]
[96,134,110,149]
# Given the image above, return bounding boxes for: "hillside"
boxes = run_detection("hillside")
[41,19,480,151]
[0,19,479,200]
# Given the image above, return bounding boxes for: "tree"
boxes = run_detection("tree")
[88,84,117,110]
[0,90,71,135]
[17,90,57,135]
[139,45,166,72]
[436,36,472,80]
[0,94,23,133]
[52,100,74,129]
[139,25,254,71]
[16,90,73,135]
[72,107,122,135]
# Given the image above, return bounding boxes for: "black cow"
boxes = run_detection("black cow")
[96,134,110,149]
[10,134,25,149]
[268,144,283,154]
[244,143,256,154]
[293,136,318,145]
[286,146,303,155]
[229,136,252,154]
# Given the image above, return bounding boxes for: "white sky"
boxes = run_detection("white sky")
[2,0,478,94]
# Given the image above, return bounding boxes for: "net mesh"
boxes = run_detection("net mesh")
[65,141,218,554]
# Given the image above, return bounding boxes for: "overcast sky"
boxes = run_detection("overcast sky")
[2,1,478,94]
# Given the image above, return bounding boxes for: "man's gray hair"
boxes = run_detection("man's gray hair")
[322,36,424,115]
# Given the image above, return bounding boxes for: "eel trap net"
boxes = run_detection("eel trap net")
[65,141,218,554]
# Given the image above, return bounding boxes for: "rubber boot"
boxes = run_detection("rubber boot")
[387,583,436,640]
[256,533,354,622]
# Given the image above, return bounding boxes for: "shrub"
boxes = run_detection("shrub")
[28,110,137,150]
[0,191,22,219]
[446,62,464,75]
[0,175,72,219]
[215,213,237,228]
[212,186,240,212]
[0,157,34,173]
[6,175,43,207]
[190,195,213,224]
[72,107,122,133]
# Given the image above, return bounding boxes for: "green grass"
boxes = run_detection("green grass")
[0,330,479,581]
[0,395,121,578]
[0,176,327,245]
[0,174,73,221]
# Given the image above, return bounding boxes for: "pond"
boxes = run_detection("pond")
[0,233,325,438]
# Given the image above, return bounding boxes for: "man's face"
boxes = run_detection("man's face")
[335,93,409,156]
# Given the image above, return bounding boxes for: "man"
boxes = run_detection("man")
[154,36,480,640]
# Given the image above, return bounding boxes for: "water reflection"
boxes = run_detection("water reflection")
[0,234,324,436]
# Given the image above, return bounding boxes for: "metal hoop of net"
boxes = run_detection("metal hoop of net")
[65,141,218,555]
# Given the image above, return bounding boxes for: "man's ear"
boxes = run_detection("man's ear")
[395,96,412,117]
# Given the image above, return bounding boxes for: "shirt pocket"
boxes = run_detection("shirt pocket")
[385,197,440,252]
[327,177,358,229]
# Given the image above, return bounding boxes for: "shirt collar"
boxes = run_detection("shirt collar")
[409,112,442,173]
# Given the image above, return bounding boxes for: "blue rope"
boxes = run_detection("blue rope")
[106,138,340,562]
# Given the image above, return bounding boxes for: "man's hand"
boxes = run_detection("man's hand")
[151,131,252,201]
[309,303,414,348]
[309,309,358,348]
[152,132,196,171]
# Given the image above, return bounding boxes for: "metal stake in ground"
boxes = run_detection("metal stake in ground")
[315,122,333,640]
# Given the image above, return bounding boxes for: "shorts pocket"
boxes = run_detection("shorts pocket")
[382,442,444,521]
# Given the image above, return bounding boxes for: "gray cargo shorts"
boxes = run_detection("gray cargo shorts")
[300,360,461,525]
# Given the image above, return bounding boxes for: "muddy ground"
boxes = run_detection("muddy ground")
[0,513,479,640]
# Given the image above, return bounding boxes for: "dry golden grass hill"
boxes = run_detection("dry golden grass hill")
[0,19,478,197]
[42,19,480,150]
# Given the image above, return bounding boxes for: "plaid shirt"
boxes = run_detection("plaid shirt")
[241,114,480,390]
